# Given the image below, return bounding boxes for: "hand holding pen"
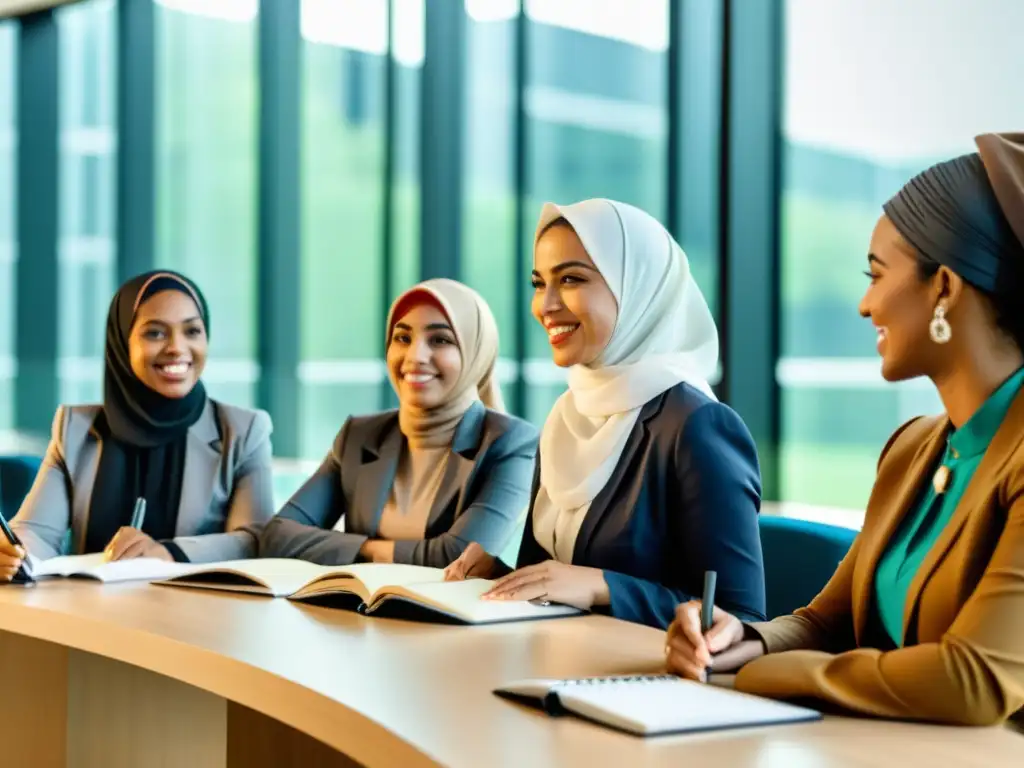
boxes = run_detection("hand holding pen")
[104,498,171,563]
[664,570,765,681]
[0,511,32,583]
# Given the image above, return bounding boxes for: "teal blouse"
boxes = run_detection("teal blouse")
[874,366,1024,646]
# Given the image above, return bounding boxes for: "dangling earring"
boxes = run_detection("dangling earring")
[929,305,952,344]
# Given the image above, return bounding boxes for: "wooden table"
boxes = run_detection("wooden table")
[0,581,1020,767]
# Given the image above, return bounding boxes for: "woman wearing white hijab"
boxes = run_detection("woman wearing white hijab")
[445,199,766,629]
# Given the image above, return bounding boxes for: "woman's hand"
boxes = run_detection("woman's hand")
[358,539,395,564]
[0,540,27,582]
[443,542,498,581]
[482,560,609,611]
[104,528,172,562]
[665,601,762,680]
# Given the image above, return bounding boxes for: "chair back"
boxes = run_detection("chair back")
[0,455,42,520]
[759,516,857,620]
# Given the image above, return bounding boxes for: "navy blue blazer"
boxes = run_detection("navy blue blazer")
[260,402,538,568]
[515,383,767,630]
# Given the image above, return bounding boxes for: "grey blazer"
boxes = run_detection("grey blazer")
[260,401,538,568]
[12,399,275,563]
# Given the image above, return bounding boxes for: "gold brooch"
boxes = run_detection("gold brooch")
[933,465,951,495]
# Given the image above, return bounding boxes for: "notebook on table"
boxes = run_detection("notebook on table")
[25,552,193,583]
[153,559,584,625]
[494,674,822,737]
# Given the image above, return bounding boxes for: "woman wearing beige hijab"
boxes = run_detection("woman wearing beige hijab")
[259,279,538,567]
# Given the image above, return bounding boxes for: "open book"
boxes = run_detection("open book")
[494,675,821,736]
[154,559,583,625]
[26,552,193,583]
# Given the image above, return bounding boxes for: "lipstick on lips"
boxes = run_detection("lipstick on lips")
[545,322,579,346]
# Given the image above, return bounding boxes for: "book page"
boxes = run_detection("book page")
[295,563,444,601]
[29,552,106,577]
[354,563,445,598]
[558,677,820,736]
[29,553,191,583]
[374,578,582,624]
[161,558,331,596]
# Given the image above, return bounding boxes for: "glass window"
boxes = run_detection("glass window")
[388,0,423,300]
[522,0,670,424]
[155,0,259,408]
[298,0,418,458]
[0,22,14,433]
[57,0,117,406]
[461,0,674,425]
[461,0,518,403]
[780,0,1024,508]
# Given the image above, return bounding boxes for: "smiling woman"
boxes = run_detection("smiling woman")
[531,221,619,367]
[260,279,539,569]
[129,288,208,399]
[445,199,766,632]
[386,295,468,431]
[0,270,276,581]
[666,133,1024,728]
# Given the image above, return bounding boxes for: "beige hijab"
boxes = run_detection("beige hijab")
[386,279,504,448]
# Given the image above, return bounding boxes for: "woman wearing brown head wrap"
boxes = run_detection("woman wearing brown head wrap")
[260,279,538,568]
[666,133,1024,727]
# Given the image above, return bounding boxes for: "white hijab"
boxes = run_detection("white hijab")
[531,199,719,562]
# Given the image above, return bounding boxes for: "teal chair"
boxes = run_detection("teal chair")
[0,455,42,520]
[759,516,858,620]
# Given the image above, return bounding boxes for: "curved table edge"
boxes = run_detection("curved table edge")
[0,601,443,768]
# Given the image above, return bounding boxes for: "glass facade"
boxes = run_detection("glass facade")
[299,0,391,458]
[779,0,1024,508]
[461,0,517,404]
[56,0,116,406]
[461,0,672,425]
[155,0,258,408]
[5,0,1017,515]
[0,22,14,434]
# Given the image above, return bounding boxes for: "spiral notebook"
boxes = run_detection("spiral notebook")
[494,674,821,737]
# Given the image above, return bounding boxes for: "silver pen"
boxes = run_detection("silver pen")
[129,497,147,530]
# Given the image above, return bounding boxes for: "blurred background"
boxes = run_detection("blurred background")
[1,0,1022,515]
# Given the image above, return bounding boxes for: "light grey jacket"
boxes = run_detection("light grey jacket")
[11,399,275,563]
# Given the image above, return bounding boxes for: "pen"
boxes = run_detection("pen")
[701,570,717,634]
[0,509,34,584]
[130,497,147,530]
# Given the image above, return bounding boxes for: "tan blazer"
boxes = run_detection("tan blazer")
[12,400,275,563]
[736,391,1024,727]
